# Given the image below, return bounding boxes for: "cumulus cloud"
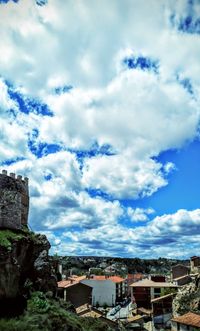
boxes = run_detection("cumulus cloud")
[1,0,200,257]
[60,209,200,258]
[127,207,155,222]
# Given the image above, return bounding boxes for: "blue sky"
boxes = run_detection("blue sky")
[1,0,200,258]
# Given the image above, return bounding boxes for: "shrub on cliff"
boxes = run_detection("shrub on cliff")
[0,292,115,331]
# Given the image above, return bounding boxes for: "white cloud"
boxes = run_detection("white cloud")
[82,153,168,199]
[1,0,200,258]
[127,207,155,222]
[39,69,198,198]
[59,208,200,258]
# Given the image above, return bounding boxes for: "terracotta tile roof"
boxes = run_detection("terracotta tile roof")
[57,280,78,288]
[68,275,86,282]
[130,279,178,288]
[57,275,86,288]
[92,275,125,283]
[109,276,125,283]
[127,273,144,280]
[171,312,200,327]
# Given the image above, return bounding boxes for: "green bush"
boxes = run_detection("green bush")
[0,292,115,331]
[0,230,24,249]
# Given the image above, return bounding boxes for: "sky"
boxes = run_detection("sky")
[1,0,200,259]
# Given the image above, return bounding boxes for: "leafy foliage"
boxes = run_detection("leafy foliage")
[0,292,115,331]
[0,229,24,249]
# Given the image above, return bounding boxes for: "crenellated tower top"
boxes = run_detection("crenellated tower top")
[0,169,29,230]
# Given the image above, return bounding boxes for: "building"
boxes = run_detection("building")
[126,274,145,296]
[151,293,176,328]
[171,264,189,281]
[130,279,178,309]
[173,275,192,286]
[0,170,29,230]
[171,312,200,330]
[81,275,127,306]
[150,275,166,282]
[104,265,116,275]
[190,256,200,273]
[57,276,92,308]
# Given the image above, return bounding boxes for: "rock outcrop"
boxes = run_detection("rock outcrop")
[0,229,57,316]
[173,274,200,316]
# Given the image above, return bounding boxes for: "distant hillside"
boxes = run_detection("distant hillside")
[51,255,189,276]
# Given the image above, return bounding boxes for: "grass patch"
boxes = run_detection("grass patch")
[0,229,24,249]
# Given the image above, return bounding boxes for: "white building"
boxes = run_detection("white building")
[171,312,200,330]
[81,275,127,306]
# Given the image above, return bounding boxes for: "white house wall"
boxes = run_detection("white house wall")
[81,279,116,306]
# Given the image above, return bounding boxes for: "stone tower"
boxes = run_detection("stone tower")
[0,170,29,230]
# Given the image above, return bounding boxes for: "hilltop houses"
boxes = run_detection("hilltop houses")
[55,256,200,330]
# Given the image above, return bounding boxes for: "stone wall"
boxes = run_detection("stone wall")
[0,170,29,230]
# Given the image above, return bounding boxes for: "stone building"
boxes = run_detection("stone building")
[0,170,29,230]
[190,256,200,273]
[171,264,189,280]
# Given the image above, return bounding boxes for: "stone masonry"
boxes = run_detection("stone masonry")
[0,170,29,230]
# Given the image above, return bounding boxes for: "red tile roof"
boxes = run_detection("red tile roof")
[171,312,200,327]
[68,275,86,282]
[92,275,125,283]
[57,275,86,288]
[57,280,77,288]
[127,273,144,280]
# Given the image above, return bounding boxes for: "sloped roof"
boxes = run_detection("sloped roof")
[127,273,144,280]
[171,312,200,327]
[173,275,190,281]
[172,264,189,269]
[130,278,178,288]
[68,275,87,282]
[151,293,175,303]
[57,275,87,288]
[92,275,125,283]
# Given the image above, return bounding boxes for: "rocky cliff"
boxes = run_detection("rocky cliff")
[0,228,57,316]
[173,274,200,316]
[0,229,116,330]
